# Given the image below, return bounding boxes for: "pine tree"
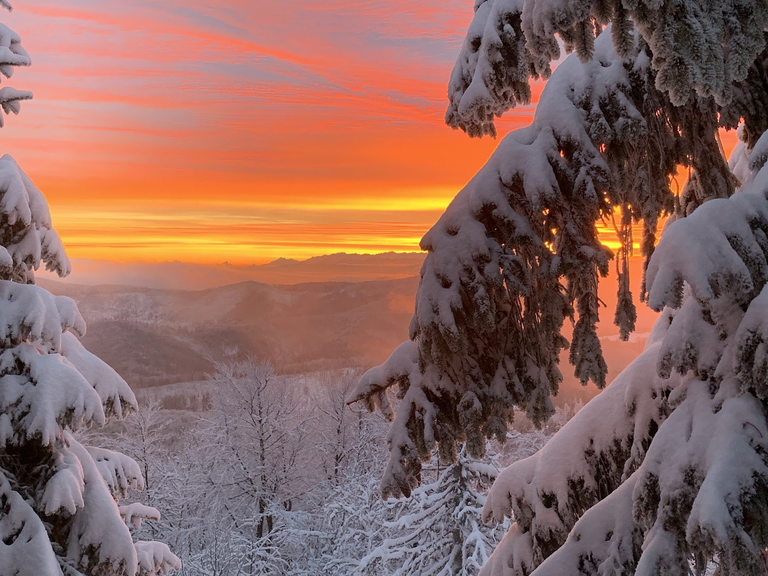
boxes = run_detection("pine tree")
[350,1,768,574]
[0,3,178,575]
[358,448,507,576]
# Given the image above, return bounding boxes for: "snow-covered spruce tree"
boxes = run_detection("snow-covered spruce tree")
[358,447,507,576]
[349,1,768,575]
[0,3,179,575]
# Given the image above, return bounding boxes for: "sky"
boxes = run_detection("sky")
[2,0,544,265]
[2,0,742,270]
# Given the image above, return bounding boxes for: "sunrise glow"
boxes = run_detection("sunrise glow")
[0,0,544,265]
[1,2,742,267]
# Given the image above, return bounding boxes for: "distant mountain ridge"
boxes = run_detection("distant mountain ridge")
[39,276,420,388]
[38,252,427,291]
[38,257,658,405]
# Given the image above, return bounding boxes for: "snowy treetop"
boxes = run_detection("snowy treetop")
[0,154,70,282]
[448,0,768,137]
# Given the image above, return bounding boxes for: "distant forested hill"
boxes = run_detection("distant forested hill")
[40,277,419,387]
[39,256,655,403]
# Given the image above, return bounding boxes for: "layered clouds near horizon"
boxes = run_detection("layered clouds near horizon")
[2,0,539,265]
[38,252,428,290]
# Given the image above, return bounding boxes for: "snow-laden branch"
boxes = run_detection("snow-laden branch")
[446,0,541,138]
[62,332,137,419]
[0,470,61,575]
[480,127,768,576]
[480,327,678,575]
[452,0,768,119]
[0,154,69,281]
[353,27,703,498]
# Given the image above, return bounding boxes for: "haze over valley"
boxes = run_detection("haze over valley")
[41,252,656,405]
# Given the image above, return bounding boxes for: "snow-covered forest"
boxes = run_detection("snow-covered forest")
[84,363,578,575]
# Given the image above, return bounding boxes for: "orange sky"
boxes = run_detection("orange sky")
[0,0,539,265]
[1,1,740,266]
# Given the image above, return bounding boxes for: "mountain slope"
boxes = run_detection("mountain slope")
[39,256,657,401]
[40,277,419,387]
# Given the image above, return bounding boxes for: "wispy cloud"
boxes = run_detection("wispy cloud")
[1,0,538,265]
